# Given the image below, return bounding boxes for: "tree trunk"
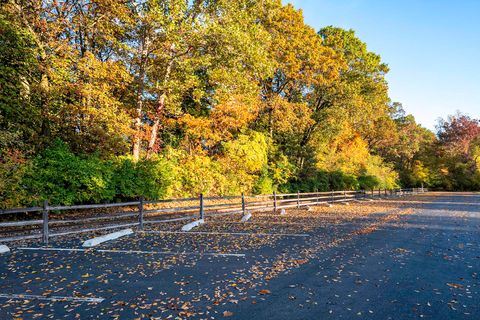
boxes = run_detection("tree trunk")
[132,33,149,161]
[146,44,175,158]
[146,93,166,157]
[15,3,51,147]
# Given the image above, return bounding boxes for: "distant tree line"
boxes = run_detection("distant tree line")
[1,0,479,207]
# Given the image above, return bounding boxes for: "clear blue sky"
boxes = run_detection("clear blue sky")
[288,0,480,130]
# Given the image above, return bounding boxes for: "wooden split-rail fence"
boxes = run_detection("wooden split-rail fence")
[0,188,426,244]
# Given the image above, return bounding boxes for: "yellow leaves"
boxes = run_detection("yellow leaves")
[223,132,268,173]
[316,131,370,175]
[179,114,220,147]
[211,95,261,134]
[269,97,314,134]
[77,52,132,88]
[314,128,399,188]
[412,160,430,183]
[223,311,234,317]
[266,4,342,86]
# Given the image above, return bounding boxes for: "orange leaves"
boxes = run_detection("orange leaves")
[180,95,261,148]
[179,114,220,148]
[447,283,463,289]
[211,95,261,134]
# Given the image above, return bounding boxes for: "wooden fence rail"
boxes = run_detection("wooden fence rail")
[0,187,427,244]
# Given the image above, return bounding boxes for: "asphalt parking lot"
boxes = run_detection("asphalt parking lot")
[1,192,479,319]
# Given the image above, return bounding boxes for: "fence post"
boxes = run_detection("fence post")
[199,193,204,219]
[42,200,49,244]
[297,191,300,209]
[138,196,144,230]
[330,190,334,204]
[343,190,347,202]
[241,193,246,215]
[273,191,277,213]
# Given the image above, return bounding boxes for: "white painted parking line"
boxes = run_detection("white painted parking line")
[208,221,338,226]
[141,230,310,237]
[208,220,307,225]
[19,247,86,252]
[16,247,245,257]
[0,293,104,303]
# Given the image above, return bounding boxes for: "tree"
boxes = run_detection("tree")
[256,5,341,139]
[2,0,134,156]
[432,113,480,190]
[437,113,480,159]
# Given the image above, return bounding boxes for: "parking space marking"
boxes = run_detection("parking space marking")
[207,220,341,227]
[141,230,310,237]
[17,247,245,257]
[208,220,305,225]
[0,293,104,303]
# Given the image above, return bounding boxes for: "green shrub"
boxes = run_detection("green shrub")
[25,141,115,205]
[22,142,176,205]
[252,169,274,194]
[328,171,359,190]
[112,155,175,200]
[357,175,380,190]
[285,170,329,192]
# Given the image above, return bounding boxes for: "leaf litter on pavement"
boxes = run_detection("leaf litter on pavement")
[2,196,467,319]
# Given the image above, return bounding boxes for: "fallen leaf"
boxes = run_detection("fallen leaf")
[223,311,234,317]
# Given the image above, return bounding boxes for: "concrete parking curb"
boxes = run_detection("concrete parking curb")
[241,213,252,222]
[181,219,205,231]
[0,245,10,254]
[82,228,133,247]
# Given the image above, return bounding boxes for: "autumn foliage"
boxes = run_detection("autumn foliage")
[1,1,479,207]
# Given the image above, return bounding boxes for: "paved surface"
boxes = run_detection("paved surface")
[0,192,479,319]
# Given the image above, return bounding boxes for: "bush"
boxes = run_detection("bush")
[112,155,175,200]
[363,155,399,189]
[172,151,227,196]
[25,141,115,205]
[252,169,274,194]
[22,142,176,205]
[357,175,380,190]
[285,170,329,192]
[328,171,359,190]
[448,163,480,191]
